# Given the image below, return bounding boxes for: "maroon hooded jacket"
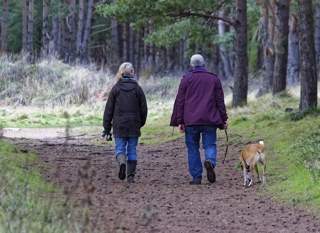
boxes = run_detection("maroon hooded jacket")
[170,67,228,129]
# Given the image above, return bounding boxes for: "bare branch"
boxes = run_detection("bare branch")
[167,11,235,27]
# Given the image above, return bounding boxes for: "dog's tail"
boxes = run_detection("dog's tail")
[240,150,250,172]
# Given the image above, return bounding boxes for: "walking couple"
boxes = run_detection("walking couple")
[103,54,228,184]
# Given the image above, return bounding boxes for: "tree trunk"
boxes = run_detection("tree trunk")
[1,0,8,52]
[272,0,289,95]
[80,0,94,63]
[66,0,77,62]
[232,0,248,107]
[49,15,60,56]
[76,0,84,57]
[298,0,318,111]
[136,29,143,78]
[130,27,136,66]
[26,0,34,60]
[42,0,50,57]
[117,23,124,62]
[287,14,299,85]
[258,0,275,96]
[22,0,29,52]
[144,24,151,68]
[314,2,320,75]
[110,18,119,70]
[179,39,186,70]
[218,10,233,79]
[124,23,131,61]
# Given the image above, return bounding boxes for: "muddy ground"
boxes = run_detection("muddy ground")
[8,135,320,233]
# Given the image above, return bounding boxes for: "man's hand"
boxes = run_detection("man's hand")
[178,124,185,133]
[223,122,228,129]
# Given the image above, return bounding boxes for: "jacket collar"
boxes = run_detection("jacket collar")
[122,75,135,79]
[191,66,207,73]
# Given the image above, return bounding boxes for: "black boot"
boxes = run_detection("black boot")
[127,160,137,183]
[117,154,127,180]
[204,160,216,183]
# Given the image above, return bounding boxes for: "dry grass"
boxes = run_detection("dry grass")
[0,54,181,107]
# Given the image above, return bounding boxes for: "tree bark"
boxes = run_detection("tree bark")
[232,0,248,107]
[111,17,119,70]
[314,2,320,74]
[258,0,275,96]
[49,15,60,56]
[298,0,318,111]
[80,0,94,63]
[144,24,151,68]
[218,10,233,79]
[117,23,124,61]
[130,27,136,66]
[124,23,131,61]
[287,14,299,85]
[1,0,9,52]
[66,0,77,62]
[136,29,144,78]
[26,0,34,60]
[272,0,289,95]
[42,0,50,57]
[76,0,84,57]
[211,43,220,74]
[22,0,29,52]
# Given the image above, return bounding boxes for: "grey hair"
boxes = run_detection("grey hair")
[190,54,205,67]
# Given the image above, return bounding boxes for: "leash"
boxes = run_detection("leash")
[222,129,229,164]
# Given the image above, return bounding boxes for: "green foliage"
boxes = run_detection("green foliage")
[97,0,232,48]
[146,19,216,47]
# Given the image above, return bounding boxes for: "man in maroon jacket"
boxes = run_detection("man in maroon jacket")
[170,54,228,185]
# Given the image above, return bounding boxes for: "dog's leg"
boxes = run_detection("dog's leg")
[261,162,266,185]
[255,164,261,183]
[247,166,253,187]
[242,163,247,186]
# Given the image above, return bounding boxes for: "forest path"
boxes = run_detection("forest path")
[8,135,320,233]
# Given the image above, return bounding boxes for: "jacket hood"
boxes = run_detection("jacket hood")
[118,77,138,91]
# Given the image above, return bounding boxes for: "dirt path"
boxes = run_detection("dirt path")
[8,136,320,233]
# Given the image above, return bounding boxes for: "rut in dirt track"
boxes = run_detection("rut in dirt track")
[9,136,320,233]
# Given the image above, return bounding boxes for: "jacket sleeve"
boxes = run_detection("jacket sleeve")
[215,78,228,123]
[170,77,188,126]
[138,86,148,127]
[103,86,117,132]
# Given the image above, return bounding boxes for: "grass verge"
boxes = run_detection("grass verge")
[229,94,320,211]
[0,140,93,232]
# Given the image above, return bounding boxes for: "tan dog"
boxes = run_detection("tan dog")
[240,140,266,187]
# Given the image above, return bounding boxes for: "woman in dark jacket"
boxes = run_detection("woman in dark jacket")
[103,62,148,183]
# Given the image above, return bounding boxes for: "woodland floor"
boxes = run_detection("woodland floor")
[7,134,320,233]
